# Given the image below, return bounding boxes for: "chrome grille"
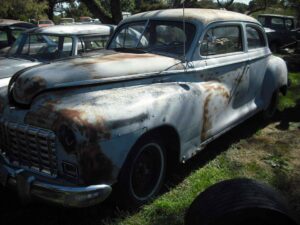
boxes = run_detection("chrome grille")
[0,118,58,176]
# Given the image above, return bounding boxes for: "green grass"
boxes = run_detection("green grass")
[279,72,300,110]
[108,72,300,225]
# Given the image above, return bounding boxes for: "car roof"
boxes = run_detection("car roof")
[0,19,35,28]
[121,8,258,25]
[28,24,115,35]
[258,14,295,19]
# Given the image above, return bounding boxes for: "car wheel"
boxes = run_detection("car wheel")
[185,178,298,225]
[117,137,166,209]
[262,89,279,121]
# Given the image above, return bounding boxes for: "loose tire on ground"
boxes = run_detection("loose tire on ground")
[185,178,298,225]
[116,137,166,209]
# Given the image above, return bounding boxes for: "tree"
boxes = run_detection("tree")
[246,0,278,15]
[38,0,74,20]
[79,0,122,24]
[0,0,48,21]
[217,0,234,9]
[64,2,92,20]
[228,2,248,13]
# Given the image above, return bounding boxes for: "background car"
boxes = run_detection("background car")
[60,17,75,25]
[37,19,54,27]
[0,19,36,55]
[258,14,299,52]
[0,24,115,79]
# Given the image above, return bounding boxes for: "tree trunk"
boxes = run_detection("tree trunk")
[110,0,122,24]
[80,0,122,24]
[47,1,55,20]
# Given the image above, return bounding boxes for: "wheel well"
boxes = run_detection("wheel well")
[135,125,181,168]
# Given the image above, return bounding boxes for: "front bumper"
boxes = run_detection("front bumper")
[0,157,112,208]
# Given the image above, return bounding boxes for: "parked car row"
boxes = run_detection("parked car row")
[0,9,288,210]
[0,24,115,79]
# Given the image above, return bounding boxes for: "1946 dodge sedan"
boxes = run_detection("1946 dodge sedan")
[0,9,288,208]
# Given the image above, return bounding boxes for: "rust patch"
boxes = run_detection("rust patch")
[26,106,111,151]
[202,83,230,99]
[200,83,231,141]
[72,53,158,68]
[201,93,213,141]
[53,109,110,143]
[23,76,47,96]
[79,143,113,185]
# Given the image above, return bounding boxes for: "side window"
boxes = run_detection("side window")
[270,17,285,29]
[61,37,73,57]
[285,19,293,30]
[11,29,24,40]
[246,26,266,49]
[200,26,242,56]
[0,30,8,45]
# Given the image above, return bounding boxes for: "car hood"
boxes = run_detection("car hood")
[11,50,182,105]
[0,57,40,79]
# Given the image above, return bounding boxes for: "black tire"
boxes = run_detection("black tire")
[185,178,298,225]
[262,89,279,121]
[117,137,166,209]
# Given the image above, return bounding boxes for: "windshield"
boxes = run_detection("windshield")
[7,33,73,61]
[78,35,111,54]
[108,20,196,57]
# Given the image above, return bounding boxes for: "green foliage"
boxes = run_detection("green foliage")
[279,72,300,110]
[0,0,48,21]
[64,2,92,20]
[229,3,248,13]
[121,0,135,12]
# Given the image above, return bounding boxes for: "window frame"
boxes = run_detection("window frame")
[245,24,267,51]
[199,23,245,58]
[107,19,198,58]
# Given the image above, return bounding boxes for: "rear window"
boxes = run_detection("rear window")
[271,18,285,29]
[246,26,266,49]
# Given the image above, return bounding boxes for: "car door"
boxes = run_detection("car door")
[194,23,251,141]
[246,24,269,107]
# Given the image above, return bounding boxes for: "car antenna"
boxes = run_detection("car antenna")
[182,0,187,67]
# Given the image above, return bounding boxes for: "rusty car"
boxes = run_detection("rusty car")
[0,19,36,55]
[0,24,115,79]
[0,9,288,208]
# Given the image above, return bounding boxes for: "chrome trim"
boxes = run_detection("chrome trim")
[0,160,112,208]
[0,118,58,176]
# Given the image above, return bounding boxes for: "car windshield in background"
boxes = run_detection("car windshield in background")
[7,33,110,61]
[78,35,110,53]
[7,33,73,61]
[108,20,196,57]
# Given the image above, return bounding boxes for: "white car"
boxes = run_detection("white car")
[0,9,288,209]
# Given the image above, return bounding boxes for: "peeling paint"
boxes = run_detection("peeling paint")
[79,143,113,185]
